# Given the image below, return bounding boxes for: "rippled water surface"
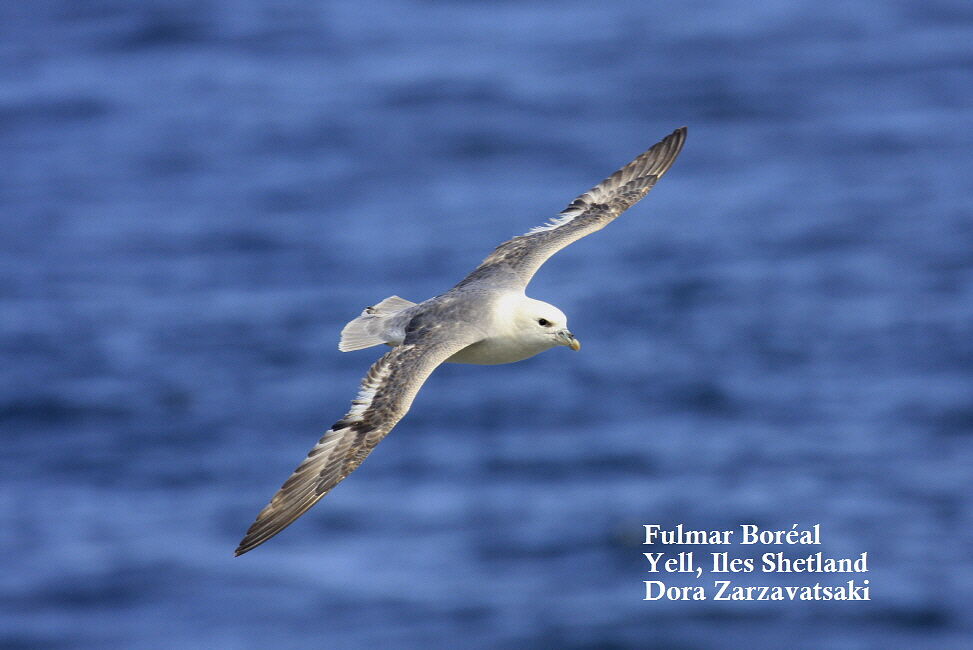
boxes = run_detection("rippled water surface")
[2,1,972,647]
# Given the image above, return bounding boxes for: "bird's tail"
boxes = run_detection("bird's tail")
[338,295,417,351]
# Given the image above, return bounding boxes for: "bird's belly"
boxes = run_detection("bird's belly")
[446,337,552,365]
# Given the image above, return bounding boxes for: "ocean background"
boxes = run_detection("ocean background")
[2,0,972,647]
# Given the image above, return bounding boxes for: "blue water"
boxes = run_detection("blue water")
[2,1,972,647]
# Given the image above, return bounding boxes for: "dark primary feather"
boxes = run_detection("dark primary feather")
[458,127,686,289]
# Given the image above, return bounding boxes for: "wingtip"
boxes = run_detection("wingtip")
[641,126,687,177]
[666,126,688,148]
[234,522,278,556]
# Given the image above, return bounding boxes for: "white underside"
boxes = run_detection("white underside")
[445,335,556,365]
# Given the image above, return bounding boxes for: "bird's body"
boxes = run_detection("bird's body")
[347,290,573,365]
[235,127,687,555]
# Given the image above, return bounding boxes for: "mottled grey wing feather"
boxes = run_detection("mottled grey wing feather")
[235,319,479,555]
[458,127,686,289]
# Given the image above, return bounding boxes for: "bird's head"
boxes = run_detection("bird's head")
[516,297,581,352]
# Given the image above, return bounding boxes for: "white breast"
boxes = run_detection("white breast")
[445,335,554,365]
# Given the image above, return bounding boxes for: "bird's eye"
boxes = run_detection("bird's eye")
[537,318,550,326]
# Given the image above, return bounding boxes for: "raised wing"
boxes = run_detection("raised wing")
[457,127,686,289]
[235,317,479,555]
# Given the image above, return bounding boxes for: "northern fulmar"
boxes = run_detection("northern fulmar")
[235,127,687,555]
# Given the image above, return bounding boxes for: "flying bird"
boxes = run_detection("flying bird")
[235,127,687,555]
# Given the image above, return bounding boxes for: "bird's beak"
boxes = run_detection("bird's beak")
[558,329,581,351]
